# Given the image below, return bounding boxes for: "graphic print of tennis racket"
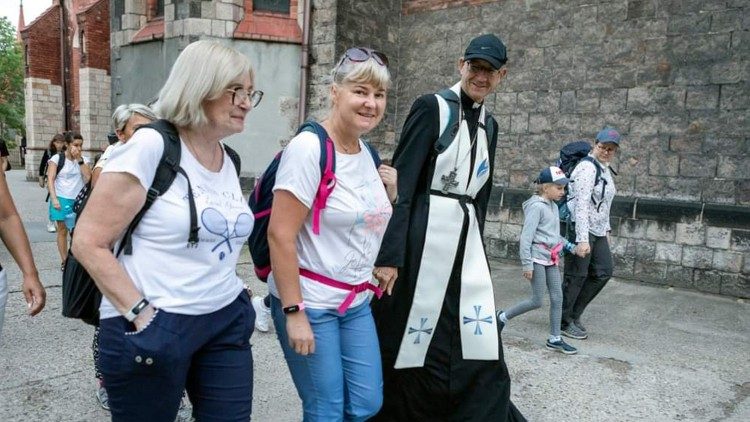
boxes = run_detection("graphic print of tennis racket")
[201,208,253,260]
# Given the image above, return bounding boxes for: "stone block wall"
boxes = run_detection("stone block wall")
[305,0,401,153]
[487,190,749,298]
[309,0,749,297]
[23,79,64,176]
[79,68,112,152]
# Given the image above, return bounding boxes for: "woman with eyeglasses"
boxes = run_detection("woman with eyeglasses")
[73,40,259,421]
[267,47,397,420]
[560,127,621,341]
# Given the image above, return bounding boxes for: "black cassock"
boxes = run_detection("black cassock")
[372,90,525,421]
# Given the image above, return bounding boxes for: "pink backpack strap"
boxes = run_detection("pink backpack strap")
[311,138,336,235]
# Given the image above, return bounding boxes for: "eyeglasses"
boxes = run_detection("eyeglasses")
[467,61,501,76]
[596,143,618,153]
[337,47,389,68]
[228,87,264,107]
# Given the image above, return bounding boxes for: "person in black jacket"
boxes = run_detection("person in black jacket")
[371,34,525,421]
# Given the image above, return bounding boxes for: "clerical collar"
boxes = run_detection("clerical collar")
[460,89,482,109]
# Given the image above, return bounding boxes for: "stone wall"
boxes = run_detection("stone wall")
[78,68,112,151]
[309,0,749,297]
[23,78,64,176]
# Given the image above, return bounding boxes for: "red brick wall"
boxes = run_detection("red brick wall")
[402,0,497,15]
[21,7,62,85]
[234,0,302,43]
[78,0,110,72]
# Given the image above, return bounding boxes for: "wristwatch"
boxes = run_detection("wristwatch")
[282,302,306,314]
[124,298,150,322]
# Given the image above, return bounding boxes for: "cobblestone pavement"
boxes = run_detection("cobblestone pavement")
[0,169,748,421]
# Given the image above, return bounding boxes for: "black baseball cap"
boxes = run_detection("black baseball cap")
[464,34,508,70]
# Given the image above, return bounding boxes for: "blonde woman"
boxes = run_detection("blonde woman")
[268,47,396,420]
[74,40,259,420]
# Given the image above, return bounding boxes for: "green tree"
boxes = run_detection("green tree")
[0,16,25,140]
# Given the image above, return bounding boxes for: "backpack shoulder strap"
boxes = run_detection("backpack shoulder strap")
[434,89,460,154]
[223,144,241,176]
[117,120,197,256]
[484,114,497,145]
[57,152,66,172]
[363,142,382,168]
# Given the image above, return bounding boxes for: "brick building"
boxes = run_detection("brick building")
[21,0,111,174]
[20,0,746,297]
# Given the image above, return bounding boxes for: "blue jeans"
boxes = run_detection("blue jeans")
[99,291,255,422]
[271,296,383,421]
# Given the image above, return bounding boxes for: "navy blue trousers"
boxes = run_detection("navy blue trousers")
[99,291,255,421]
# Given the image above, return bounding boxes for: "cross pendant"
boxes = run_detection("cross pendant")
[441,169,458,193]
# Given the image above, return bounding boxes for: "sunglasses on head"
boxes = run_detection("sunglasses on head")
[338,47,389,68]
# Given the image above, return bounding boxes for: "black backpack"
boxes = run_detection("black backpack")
[62,119,241,324]
[555,140,614,222]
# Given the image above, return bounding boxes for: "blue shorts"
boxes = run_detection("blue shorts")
[49,196,75,221]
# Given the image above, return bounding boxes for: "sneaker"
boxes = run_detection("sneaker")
[495,310,505,332]
[573,319,587,334]
[561,324,588,340]
[546,339,578,355]
[96,386,110,411]
[47,221,57,233]
[251,295,272,332]
[175,396,193,422]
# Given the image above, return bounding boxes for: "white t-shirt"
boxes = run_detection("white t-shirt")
[268,131,392,310]
[94,142,122,170]
[48,154,90,199]
[99,128,252,318]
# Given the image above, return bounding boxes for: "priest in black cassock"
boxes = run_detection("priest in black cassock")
[370,34,526,421]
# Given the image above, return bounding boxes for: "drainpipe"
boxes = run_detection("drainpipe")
[297,0,312,126]
[60,0,71,131]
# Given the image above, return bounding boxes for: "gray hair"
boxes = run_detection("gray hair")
[330,53,391,91]
[112,103,158,131]
[155,40,254,129]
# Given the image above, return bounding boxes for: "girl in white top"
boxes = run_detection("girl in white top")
[73,40,260,420]
[268,47,397,420]
[47,132,91,270]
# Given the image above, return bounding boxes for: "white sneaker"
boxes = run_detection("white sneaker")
[251,295,272,332]
[47,221,56,232]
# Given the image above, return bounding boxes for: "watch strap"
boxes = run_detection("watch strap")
[124,298,150,322]
[282,302,306,314]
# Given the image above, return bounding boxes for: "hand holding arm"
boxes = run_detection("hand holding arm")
[378,164,398,203]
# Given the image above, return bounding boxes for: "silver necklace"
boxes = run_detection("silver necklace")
[440,106,479,193]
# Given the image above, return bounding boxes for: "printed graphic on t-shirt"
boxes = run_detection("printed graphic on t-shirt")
[201,208,253,260]
[191,183,253,261]
[336,174,392,276]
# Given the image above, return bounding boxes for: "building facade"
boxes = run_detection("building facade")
[304,0,749,298]
[110,0,305,177]
[21,0,111,174]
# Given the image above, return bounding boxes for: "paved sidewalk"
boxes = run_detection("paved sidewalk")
[0,169,748,421]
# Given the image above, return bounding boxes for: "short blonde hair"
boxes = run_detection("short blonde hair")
[331,51,391,91]
[155,40,254,129]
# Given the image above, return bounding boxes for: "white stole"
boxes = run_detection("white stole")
[394,83,498,369]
